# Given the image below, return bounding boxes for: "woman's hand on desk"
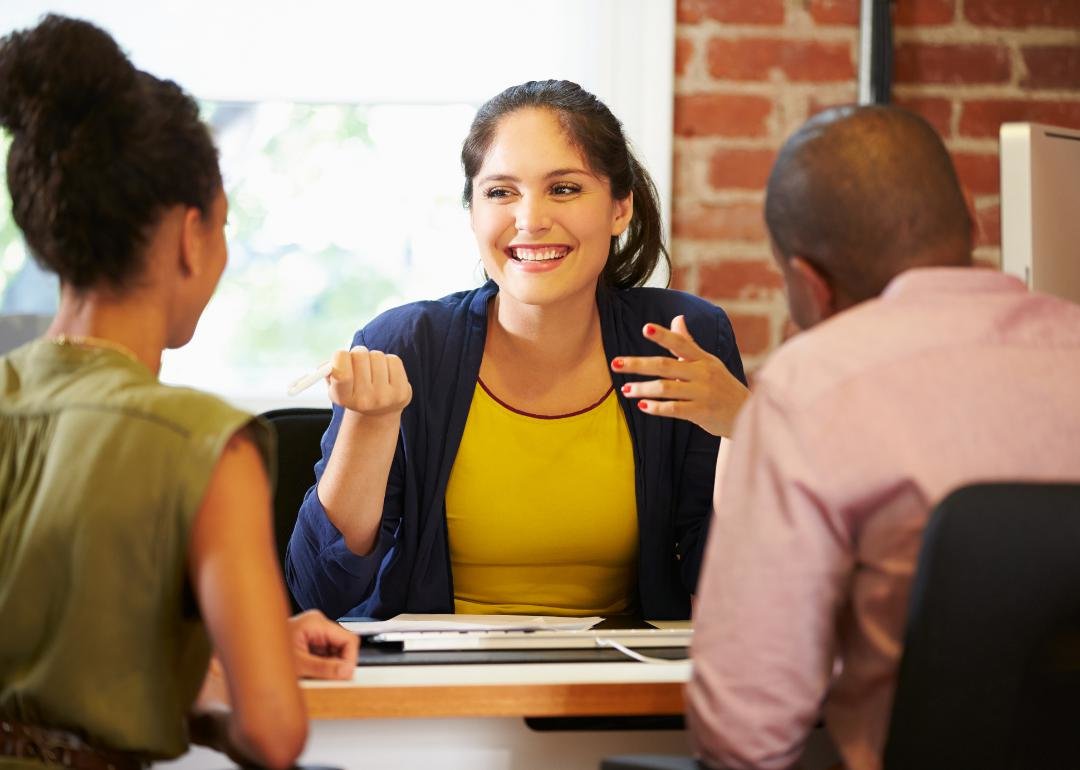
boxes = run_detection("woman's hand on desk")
[612,315,749,439]
[327,346,412,418]
[288,609,359,679]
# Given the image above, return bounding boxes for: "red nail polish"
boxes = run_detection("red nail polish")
[612,359,624,369]
[638,400,648,410]
[644,325,656,336]
[621,384,631,394]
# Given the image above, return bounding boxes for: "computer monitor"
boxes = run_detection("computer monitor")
[1000,122,1080,305]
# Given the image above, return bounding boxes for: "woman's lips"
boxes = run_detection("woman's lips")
[507,245,571,262]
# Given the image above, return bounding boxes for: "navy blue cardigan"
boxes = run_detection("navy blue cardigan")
[286,281,746,620]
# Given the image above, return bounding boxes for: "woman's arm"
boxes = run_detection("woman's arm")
[317,346,412,556]
[187,431,306,770]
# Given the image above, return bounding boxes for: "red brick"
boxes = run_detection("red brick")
[698,259,785,300]
[675,36,694,77]
[975,203,1001,248]
[709,147,777,190]
[964,0,1080,28]
[677,0,785,25]
[726,312,772,356]
[1021,46,1080,90]
[894,96,953,137]
[672,145,694,198]
[670,264,694,292]
[808,0,859,25]
[674,94,774,137]
[672,201,768,241]
[708,38,855,82]
[951,151,1001,196]
[959,99,1080,138]
[894,43,1010,85]
[809,0,955,26]
[894,0,956,25]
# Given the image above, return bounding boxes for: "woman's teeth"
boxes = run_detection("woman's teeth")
[511,248,567,262]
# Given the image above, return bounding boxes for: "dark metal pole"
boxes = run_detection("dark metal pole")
[858,0,894,104]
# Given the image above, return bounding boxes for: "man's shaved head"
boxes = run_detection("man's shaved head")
[765,105,973,306]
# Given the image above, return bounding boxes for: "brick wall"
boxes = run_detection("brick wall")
[672,0,1080,370]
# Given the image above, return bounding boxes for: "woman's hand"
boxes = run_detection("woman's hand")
[287,609,359,680]
[611,315,749,439]
[327,346,412,417]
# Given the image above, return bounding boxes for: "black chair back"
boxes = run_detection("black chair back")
[884,482,1080,770]
[261,407,332,612]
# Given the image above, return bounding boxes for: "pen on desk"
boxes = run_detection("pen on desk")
[287,362,334,397]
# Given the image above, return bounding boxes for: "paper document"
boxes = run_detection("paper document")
[342,613,603,636]
[367,628,693,652]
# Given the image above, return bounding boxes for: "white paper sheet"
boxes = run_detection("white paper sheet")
[341,613,603,636]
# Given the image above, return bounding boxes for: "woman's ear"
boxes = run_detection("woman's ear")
[178,206,207,278]
[611,191,634,237]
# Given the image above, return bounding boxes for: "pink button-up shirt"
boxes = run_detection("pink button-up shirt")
[687,268,1080,770]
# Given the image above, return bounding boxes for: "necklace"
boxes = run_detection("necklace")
[50,334,142,365]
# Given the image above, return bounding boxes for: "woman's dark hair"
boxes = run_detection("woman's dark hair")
[0,14,221,291]
[461,80,668,290]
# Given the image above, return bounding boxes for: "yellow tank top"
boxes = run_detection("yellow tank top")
[445,380,638,616]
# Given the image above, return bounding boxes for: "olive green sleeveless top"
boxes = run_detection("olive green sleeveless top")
[0,339,273,762]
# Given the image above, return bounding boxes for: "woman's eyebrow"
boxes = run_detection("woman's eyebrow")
[476,167,594,185]
[544,167,591,179]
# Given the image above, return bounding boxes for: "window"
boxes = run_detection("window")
[0,0,674,411]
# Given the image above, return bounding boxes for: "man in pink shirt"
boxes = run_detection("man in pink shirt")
[685,105,1080,770]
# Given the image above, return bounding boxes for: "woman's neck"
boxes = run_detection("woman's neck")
[487,286,602,372]
[46,286,169,375]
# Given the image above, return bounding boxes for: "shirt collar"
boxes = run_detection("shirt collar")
[881,266,1027,301]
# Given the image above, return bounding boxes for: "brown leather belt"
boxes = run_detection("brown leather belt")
[0,720,147,770]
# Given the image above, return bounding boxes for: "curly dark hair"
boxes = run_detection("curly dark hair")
[461,80,669,290]
[0,14,221,291]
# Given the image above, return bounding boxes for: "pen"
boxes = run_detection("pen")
[287,362,333,397]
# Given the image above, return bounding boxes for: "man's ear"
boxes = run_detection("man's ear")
[178,206,205,278]
[787,255,836,329]
[611,191,633,237]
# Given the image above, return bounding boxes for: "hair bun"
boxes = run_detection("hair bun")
[0,14,136,136]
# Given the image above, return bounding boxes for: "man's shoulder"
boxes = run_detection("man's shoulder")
[754,298,909,404]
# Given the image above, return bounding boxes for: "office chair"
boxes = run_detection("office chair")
[883,481,1080,770]
[260,407,333,613]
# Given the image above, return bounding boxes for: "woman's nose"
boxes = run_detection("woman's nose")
[514,195,552,234]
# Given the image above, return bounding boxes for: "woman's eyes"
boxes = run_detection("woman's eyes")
[482,183,582,200]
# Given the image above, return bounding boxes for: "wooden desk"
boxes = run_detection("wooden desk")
[161,660,693,770]
[160,660,843,770]
[303,660,688,719]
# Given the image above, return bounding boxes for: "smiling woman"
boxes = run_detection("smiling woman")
[285,80,749,623]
